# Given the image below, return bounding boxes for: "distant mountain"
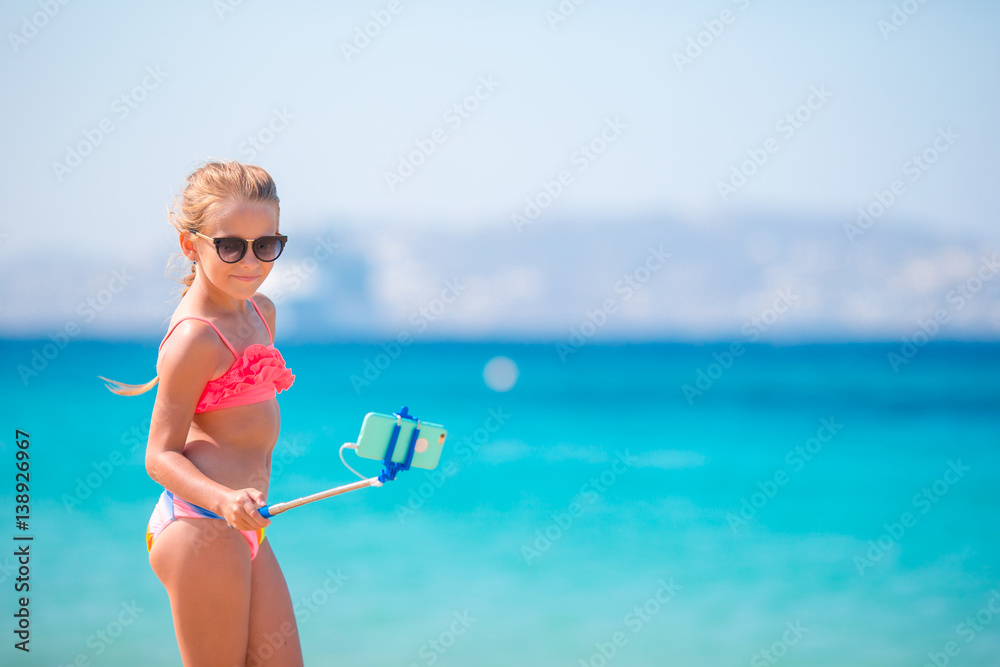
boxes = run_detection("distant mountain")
[2,215,997,342]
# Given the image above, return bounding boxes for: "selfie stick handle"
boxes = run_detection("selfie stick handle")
[259,476,382,518]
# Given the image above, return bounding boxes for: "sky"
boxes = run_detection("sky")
[2,0,998,340]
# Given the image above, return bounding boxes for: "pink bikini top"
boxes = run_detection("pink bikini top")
[159,298,294,413]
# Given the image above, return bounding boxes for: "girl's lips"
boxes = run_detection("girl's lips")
[232,275,259,282]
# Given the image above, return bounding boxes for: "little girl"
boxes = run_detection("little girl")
[104,161,303,666]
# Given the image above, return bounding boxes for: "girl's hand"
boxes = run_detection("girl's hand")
[219,488,271,531]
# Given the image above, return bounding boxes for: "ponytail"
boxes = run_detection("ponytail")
[181,261,196,297]
[99,375,159,396]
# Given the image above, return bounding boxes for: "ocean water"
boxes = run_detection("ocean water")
[1,340,998,666]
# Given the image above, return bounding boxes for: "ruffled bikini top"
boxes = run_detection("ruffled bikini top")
[159,298,294,413]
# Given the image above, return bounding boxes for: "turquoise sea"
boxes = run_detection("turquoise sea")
[1,340,998,666]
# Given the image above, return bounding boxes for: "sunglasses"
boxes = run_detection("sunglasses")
[191,231,287,263]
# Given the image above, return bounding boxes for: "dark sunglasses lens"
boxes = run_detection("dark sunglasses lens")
[216,238,246,262]
[254,237,284,262]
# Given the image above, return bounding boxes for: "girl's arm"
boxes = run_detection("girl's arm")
[145,320,270,531]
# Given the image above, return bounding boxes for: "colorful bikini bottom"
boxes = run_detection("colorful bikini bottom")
[146,489,265,560]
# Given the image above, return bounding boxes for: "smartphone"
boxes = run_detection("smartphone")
[355,412,446,470]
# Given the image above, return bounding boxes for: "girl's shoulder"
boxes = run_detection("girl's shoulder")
[156,316,226,375]
[252,292,277,337]
[252,292,275,317]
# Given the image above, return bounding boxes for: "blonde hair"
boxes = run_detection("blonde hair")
[102,160,280,396]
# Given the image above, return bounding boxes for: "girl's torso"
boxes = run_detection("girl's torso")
[183,399,282,496]
[158,296,294,495]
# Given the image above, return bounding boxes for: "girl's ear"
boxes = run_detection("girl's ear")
[179,231,197,261]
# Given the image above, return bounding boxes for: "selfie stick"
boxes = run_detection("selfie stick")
[258,476,382,518]
[259,406,422,518]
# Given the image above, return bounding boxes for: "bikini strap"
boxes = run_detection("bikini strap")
[249,297,273,344]
[159,317,239,358]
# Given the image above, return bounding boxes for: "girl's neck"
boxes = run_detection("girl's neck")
[184,277,252,317]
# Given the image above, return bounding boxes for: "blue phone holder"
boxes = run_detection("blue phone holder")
[377,405,421,483]
[258,405,427,519]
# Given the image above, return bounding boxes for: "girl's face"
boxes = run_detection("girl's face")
[183,200,280,301]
